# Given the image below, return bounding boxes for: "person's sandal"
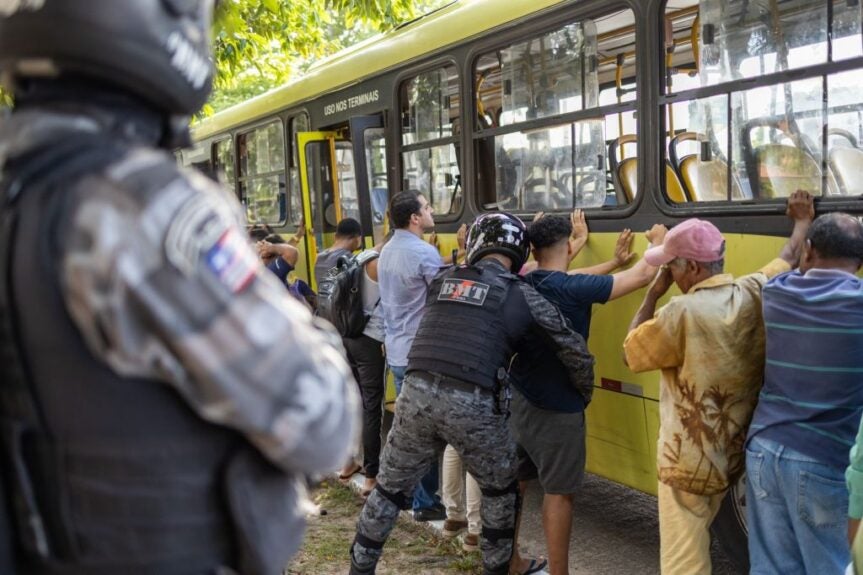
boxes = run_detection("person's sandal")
[338,463,362,480]
[516,558,547,575]
[461,532,479,552]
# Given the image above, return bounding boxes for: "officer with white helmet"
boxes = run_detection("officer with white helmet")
[0,2,358,574]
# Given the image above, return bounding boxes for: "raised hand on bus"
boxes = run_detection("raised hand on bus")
[645,224,669,247]
[613,229,636,268]
[778,191,815,267]
[571,209,588,242]
[456,223,468,251]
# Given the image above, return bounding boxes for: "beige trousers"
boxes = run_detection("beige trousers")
[658,481,724,575]
[442,444,481,534]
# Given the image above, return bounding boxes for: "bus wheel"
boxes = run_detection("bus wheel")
[710,473,749,574]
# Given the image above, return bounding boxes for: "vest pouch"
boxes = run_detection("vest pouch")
[224,448,307,575]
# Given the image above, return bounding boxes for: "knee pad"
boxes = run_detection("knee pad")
[480,480,519,498]
[374,484,411,510]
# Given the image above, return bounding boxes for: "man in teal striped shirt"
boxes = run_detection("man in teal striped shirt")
[746,212,863,574]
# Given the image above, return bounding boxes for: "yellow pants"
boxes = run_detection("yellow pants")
[658,482,724,575]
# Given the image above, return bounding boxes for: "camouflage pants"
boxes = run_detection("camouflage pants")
[350,372,519,575]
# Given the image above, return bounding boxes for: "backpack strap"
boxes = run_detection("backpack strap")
[0,134,125,562]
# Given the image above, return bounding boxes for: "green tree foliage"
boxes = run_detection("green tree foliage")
[0,0,448,113]
[209,0,449,114]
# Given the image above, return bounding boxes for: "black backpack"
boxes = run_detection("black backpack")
[316,250,379,338]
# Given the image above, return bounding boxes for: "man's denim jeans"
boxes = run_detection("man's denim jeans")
[746,436,850,575]
[389,364,441,512]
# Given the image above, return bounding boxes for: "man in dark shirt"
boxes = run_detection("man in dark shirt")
[508,214,665,575]
[314,217,363,286]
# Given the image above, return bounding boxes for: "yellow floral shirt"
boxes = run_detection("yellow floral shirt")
[624,259,790,495]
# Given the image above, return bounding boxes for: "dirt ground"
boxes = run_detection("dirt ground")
[286,479,483,575]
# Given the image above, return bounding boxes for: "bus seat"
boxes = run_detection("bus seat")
[618,158,638,203]
[665,162,687,203]
[609,134,638,204]
[679,156,745,201]
[828,147,863,196]
[755,144,822,198]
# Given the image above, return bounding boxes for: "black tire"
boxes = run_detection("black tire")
[710,473,749,573]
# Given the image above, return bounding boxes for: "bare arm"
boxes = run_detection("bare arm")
[258,241,299,267]
[778,191,815,267]
[286,217,306,247]
[627,266,673,334]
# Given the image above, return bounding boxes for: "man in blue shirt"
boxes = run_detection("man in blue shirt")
[746,211,863,574]
[509,214,665,575]
[378,191,465,520]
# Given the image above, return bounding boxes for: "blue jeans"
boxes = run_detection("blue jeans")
[389,364,441,511]
[746,436,850,575]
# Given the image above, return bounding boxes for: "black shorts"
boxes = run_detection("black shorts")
[509,389,586,495]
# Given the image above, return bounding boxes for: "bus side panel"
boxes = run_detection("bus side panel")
[585,389,655,494]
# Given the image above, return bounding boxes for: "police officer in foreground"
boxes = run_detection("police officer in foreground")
[0,2,358,574]
[350,213,595,575]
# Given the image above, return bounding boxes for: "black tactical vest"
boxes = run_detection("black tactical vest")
[408,260,517,391]
[0,136,291,575]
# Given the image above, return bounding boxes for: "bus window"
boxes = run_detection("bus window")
[288,113,309,226]
[364,127,389,243]
[212,138,235,191]
[474,9,637,211]
[663,0,863,203]
[399,65,462,217]
[238,120,287,226]
[335,142,361,223]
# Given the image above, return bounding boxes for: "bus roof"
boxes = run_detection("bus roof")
[193,0,567,140]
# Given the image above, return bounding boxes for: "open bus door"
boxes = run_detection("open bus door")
[297,131,348,291]
[297,116,389,291]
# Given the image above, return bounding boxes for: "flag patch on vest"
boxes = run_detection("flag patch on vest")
[438,278,490,306]
[205,228,257,293]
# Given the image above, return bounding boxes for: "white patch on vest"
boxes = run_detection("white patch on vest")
[165,31,209,89]
[437,278,490,306]
[165,194,233,275]
[0,0,44,16]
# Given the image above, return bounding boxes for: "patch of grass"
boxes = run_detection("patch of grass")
[287,479,484,575]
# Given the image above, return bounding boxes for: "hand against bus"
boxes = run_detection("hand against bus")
[289,217,306,246]
[456,223,468,251]
[786,190,815,223]
[532,211,544,222]
[428,231,439,248]
[645,224,668,247]
[570,209,588,241]
[613,229,636,267]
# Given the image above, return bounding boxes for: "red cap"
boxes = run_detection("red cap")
[644,219,725,266]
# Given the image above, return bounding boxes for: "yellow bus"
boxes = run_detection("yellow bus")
[184,0,863,568]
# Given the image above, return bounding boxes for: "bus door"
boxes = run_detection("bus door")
[297,131,351,290]
[348,114,389,248]
[297,116,389,290]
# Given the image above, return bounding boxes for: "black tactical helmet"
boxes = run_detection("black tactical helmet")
[466,213,530,273]
[0,0,216,115]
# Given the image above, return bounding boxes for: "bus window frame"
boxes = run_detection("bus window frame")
[657,0,863,217]
[393,56,465,223]
[236,117,289,228]
[287,109,311,227]
[211,135,237,196]
[467,1,644,221]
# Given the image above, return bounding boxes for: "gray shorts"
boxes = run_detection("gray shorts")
[509,389,586,495]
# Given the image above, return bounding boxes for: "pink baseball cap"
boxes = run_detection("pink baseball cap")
[644,219,725,266]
